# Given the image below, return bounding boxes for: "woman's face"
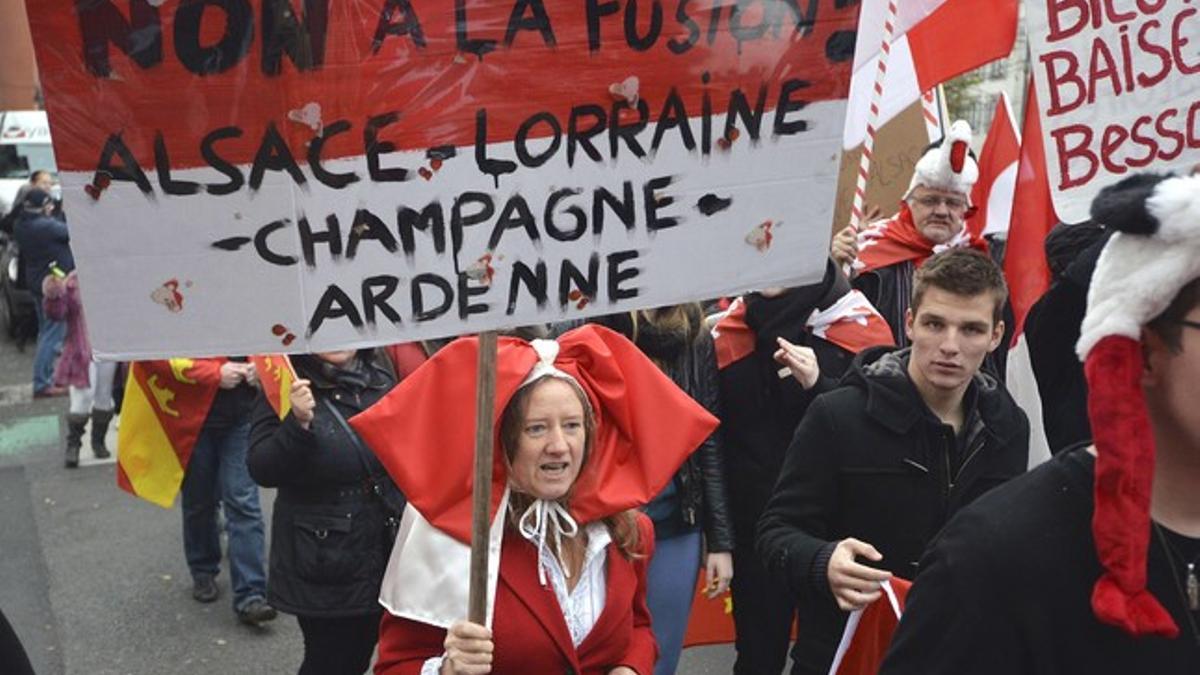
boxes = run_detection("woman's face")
[316,350,356,366]
[508,378,587,501]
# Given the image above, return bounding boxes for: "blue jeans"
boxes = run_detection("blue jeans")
[646,530,703,675]
[180,420,268,612]
[31,293,65,393]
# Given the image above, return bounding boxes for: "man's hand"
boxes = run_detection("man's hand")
[827,538,893,611]
[774,338,820,390]
[289,380,316,429]
[441,620,494,675]
[830,225,859,268]
[704,552,734,599]
[607,668,638,675]
[218,362,246,389]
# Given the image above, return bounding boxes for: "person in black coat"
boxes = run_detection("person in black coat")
[715,260,861,674]
[1023,220,1109,454]
[13,188,72,397]
[878,447,1199,675]
[248,349,405,675]
[756,249,1029,674]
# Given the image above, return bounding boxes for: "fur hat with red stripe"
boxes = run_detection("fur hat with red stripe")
[1076,171,1200,639]
[905,120,979,199]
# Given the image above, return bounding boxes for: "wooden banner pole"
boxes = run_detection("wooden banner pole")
[468,331,499,624]
[280,353,298,380]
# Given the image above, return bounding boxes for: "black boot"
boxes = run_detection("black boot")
[91,409,114,460]
[65,414,88,468]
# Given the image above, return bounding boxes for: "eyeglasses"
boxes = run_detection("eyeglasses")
[911,195,970,211]
[1176,320,1200,330]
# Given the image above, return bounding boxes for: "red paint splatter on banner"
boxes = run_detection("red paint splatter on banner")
[271,324,296,346]
[745,220,779,252]
[151,279,185,312]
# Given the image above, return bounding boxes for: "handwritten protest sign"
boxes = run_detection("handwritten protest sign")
[1027,0,1200,224]
[832,99,929,235]
[27,1,858,359]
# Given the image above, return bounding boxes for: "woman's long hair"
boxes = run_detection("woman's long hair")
[499,374,643,559]
[629,303,704,346]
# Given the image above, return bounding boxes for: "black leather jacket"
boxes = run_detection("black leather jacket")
[658,330,735,552]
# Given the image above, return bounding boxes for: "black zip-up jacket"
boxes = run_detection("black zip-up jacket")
[652,328,734,551]
[756,347,1029,674]
[247,351,405,618]
[880,447,1200,675]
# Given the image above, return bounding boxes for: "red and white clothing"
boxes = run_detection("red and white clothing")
[854,204,986,276]
[419,521,613,674]
[376,515,658,675]
[851,204,987,347]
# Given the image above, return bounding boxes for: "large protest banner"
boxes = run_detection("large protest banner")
[1027,0,1200,224]
[25,1,859,359]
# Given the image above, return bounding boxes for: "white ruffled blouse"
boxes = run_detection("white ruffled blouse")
[420,520,611,674]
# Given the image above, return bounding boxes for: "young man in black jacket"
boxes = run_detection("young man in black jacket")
[756,248,1030,674]
[880,173,1200,674]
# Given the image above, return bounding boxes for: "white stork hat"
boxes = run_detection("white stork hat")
[906,120,979,198]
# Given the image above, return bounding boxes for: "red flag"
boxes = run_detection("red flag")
[970,93,1021,238]
[116,358,224,507]
[830,579,912,675]
[712,299,756,370]
[809,290,896,354]
[681,574,737,648]
[845,0,1019,147]
[1004,81,1059,344]
[250,355,295,420]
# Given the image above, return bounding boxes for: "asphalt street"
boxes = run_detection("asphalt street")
[0,336,736,674]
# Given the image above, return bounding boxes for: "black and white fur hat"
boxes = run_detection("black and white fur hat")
[1078,173,1200,360]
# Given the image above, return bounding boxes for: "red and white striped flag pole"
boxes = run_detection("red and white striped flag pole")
[921,87,945,142]
[849,0,901,233]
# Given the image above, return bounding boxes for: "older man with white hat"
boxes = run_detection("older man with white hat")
[831,120,988,347]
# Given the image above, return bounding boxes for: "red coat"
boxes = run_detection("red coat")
[375,515,658,675]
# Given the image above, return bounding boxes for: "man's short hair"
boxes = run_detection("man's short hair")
[911,249,1008,325]
[1146,276,1200,352]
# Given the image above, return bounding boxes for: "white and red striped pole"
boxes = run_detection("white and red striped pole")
[848,0,901,233]
[921,86,945,142]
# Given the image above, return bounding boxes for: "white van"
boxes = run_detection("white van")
[0,110,57,217]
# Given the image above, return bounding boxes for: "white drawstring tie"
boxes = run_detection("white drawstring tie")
[518,499,579,586]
